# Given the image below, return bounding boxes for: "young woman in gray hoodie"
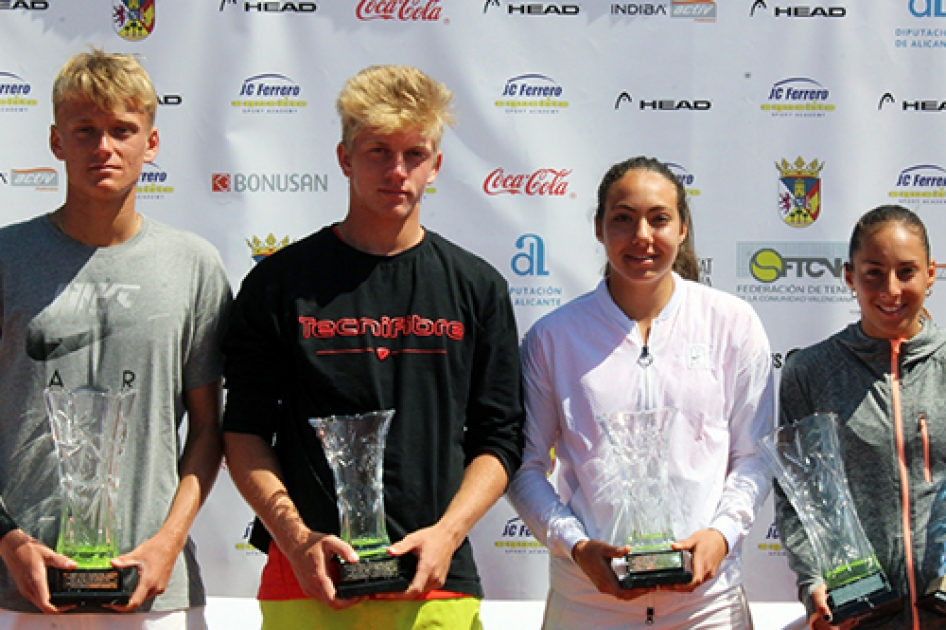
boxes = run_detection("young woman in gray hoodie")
[776,205,946,630]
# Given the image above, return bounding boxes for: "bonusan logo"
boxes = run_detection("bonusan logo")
[736,242,852,304]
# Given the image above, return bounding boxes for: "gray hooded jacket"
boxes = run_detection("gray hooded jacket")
[776,319,946,629]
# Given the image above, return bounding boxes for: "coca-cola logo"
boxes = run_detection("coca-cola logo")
[356,0,443,21]
[483,168,572,196]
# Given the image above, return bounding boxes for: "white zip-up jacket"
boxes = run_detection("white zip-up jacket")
[508,276,775,626]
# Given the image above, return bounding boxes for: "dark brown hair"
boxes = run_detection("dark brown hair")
[595,156,698,281]
[848,204,930,264]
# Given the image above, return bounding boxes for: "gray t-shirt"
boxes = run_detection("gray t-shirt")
[0,214,231,613]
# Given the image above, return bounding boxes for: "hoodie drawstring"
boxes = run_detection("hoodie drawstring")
[890,338,921,630]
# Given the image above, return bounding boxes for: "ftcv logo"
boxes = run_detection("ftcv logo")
[776,156,823,228]
[736,242,851,303]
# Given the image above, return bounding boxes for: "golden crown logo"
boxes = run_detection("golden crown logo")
[246,234,291,261]
[776,156,824,179]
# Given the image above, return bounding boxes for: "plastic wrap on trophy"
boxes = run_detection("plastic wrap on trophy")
[920,476,946,614]
[45,386,138,606]
[597,407,693,589]
[761,413,901,625]
[310,409,409,598]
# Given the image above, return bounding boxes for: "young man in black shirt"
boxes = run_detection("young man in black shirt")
[222,65,523,629]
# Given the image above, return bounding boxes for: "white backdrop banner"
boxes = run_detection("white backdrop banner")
[3,0,946,620]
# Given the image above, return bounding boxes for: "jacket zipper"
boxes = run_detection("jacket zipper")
[890,339,920,630]
[919,412,932,484]
[638,320,655,410]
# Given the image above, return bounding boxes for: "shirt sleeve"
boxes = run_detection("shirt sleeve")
[707,307,776,553]
[507,328,589,559]
[462,268,524,481]
[221,261,286,440]
[182,245,232,393]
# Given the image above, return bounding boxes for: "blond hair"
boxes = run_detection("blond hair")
[52,48,157,123]
[336,65,454,150]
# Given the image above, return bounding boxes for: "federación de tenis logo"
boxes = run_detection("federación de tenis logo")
[776,157,823,228]
[113,0,155,41]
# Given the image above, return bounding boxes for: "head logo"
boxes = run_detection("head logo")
[113,0,155,41]
[246,234,291,262]
[0,1,49,9]
[876,91,946,111]
[671,0,716,21]
[355,0,444,21]
[752,2,846,17]
[157,93,183,106]
[233,74,308,113]
[910,0,946,17]
[889,164,946,204]
[666,162,701,198]
[496,74,569,113]
[776,157,823,228]
[484,167,572,197]
[219,0,317,12]
[212,171,328,193]
[511,234,549,276]
[483,0,499,9]
[616,91,711,111]
[762,77,835,116]
[501,3,579,15]
[0,72,38,111]
[9,167,57,190]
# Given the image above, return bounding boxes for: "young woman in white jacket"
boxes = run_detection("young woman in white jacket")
[508,156,775,629]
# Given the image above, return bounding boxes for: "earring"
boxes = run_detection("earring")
[851,290,857,299]
[927,288,933,297]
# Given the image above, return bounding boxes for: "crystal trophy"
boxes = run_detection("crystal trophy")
[761,413,901,625]
[919,476,946,614]
[310,409,408,598]
[44,386,138,606]
[597,407,693,588]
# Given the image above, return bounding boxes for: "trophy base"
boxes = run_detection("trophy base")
[47,566,139,607]
[827,570,902,625]
[918,576,946,615]
[615,549,693,589]
[336,555,409,599]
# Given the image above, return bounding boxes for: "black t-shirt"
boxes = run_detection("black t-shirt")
[222,226,523,597]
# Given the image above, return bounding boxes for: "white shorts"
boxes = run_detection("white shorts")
[0,607,207,630]
[543,585,754,630]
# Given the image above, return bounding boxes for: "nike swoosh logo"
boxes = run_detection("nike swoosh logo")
[26,327,113,361]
